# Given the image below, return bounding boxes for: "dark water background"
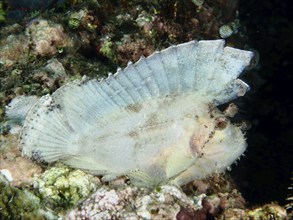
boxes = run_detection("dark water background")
[232,0,293,206]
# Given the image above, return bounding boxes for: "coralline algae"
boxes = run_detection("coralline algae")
[33,165,99,208]
[66,184,201,220]
[0,174,56,219]
[19,40,253,187]
[25,19,74,57]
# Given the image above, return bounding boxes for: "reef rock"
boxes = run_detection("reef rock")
[66,184,202,220]
[25,19,74,57]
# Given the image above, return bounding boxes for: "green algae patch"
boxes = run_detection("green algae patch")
[0,2,5,23]
[0,178,56,219]
[33,165,99,209]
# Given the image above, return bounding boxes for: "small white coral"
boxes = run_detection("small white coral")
[192,0,205,7]
[136,195,152,219]
[219,25,233,38]
[33,165,98,208]
[67,186,135,219]
[66,184,202,219]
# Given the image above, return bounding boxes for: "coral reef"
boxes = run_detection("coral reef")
[191,0,205,7]
[219,25,233,39]
[0,19,74,67]
[0,174,56,219]
[99,38,116,62]
[219,20,240,39]
[66,184,202,219]
[0,34,30,68]
[66,177,288,220]
[244,204,287,219]
[25,19,74,57]
[0,0,291,219]
[0,0,247,113]
[33,165,99,209]
[67,9,100,32]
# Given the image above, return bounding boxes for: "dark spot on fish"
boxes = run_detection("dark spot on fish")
[208,131,215,139]
[126,103,142,113]
[214,116,228,130]
[130,168,140,173]
[161,95,176,107]
[31,150,46,163]
[143,113,158,129]
[97,134,110,142]
[128,131,139,138]
[189,133,200,156]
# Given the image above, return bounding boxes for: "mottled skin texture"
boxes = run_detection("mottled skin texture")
[20,40,252,187]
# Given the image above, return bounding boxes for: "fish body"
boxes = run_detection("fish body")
[20,40,253,186]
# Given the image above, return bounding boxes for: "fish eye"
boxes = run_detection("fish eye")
[214,116,228,130]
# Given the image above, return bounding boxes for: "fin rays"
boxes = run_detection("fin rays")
[20,40,253,186]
